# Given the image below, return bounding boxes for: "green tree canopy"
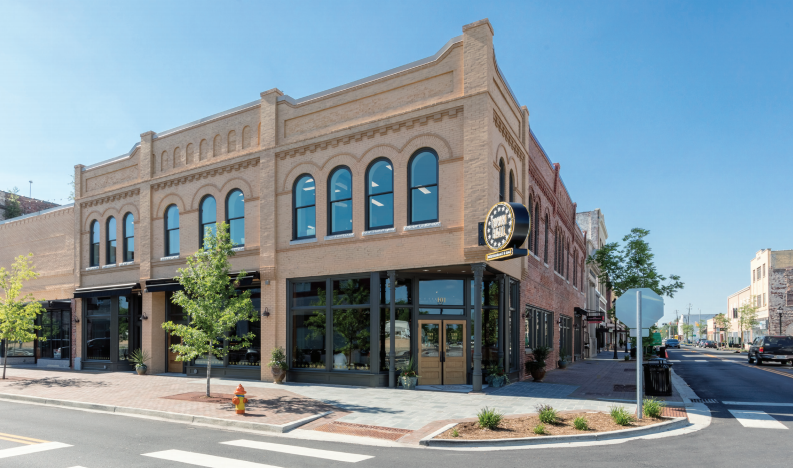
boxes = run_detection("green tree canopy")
[3,187,23,220]
[1,254,45,379]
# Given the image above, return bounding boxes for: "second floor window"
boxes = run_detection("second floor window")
[408,149,438,224]
[106,217,116,264]
[499,159,506,202]
[328,167,352,235]
[123,213,134,262]
[227,189,245,246]
[367,159,393,230]
[294,175,316,239]
[90,220,99,267]
[509,171,514,203]
[199,196,216,247]
[165,205,180,256]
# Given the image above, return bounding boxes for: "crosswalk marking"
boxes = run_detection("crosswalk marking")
[723,401,793,407]
[728,410,788,429]
[694,360,708,362]
[143,449,281,468]
[221,440,374,463]
[669,360,681,362]
[0,442,72,459]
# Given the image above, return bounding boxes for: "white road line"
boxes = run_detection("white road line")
[723,401,793,407]
[0,442,72,459]
[669,360,681,362]
[221,440,374,463]
[728,410,788,429]
[142,450,281,468]
[694,360,708,362]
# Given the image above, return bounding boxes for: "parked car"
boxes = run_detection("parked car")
[702,340,717,349]
[748,336,793,366]
[664,338,680,349]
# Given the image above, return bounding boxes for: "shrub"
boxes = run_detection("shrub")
[533,423,546,434]
[535,404,558,424]
[451,428,460,437]
[573,416,589,431]
[643,397,666,419]
[624,355,630,361]
[610,406,634,426]
[477,407,504,430]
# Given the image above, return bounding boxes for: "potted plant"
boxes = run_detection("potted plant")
[525,346,550,382]
[558,353,569,369]
[398,357,419,390]
[485,366,510,388]
[129,348,150,375]
[269,347,288,384]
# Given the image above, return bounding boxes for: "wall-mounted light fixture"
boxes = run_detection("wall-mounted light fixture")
[262,307,270,317]
[141,313,149,320]
[264,280,270,285]
[74,316,80,323]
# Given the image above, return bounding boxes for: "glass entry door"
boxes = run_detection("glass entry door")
[418,320,466,386]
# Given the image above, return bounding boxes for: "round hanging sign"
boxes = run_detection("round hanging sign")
[484,202,530,260]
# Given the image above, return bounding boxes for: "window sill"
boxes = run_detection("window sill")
[231,246,245,252]
[325,233,354,241]
[85,266,99,271]
[102,264,117,269]
[119,261,135,267]
[404,221,441,231]
[363,227,395,236]
[160,255,180,261]
[290,238,317,245]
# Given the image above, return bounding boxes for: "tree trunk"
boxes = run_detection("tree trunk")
[206,343,212,397]
[2,341,8,379]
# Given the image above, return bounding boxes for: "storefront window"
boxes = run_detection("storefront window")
[118,296,130,361]
[228,288,261,366]
[291,309,326,369]
[85,297,111,360]
[333,278,370,305]
[419,279,464,314]
[379,307,411,371]
[4,340,35,358]
[379,277,412,305]
[292,281,327,307]
[39,309,71,359]
[332,308,370,371]
[471,279,499,306]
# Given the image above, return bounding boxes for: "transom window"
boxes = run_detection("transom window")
[226,189,245,246]
[89,220,99,267]
[328,167,352,235]
[199,196,216,248]
[294,175,316,239]
[366,159,393,230]
[165,205,180,256]
[123,213,134,262]
[408,149,438,225]
[106,217,116,264]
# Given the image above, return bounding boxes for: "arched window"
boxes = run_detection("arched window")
[543,214,549,264]
[89,220,99,267]
[408,149,438,225]
[199,196,216,248]
[366,159,393,230]
[498,159,506,202]
[527,195,533,253]
[293,175,316,240]
[328,167,352,235]
[165,205,180,256]
[509,171,514,203]
[106,217,116,265]
[123,213,134,262]
[227,189,245,246]
[565,240,570,279]
[534,202,540,254]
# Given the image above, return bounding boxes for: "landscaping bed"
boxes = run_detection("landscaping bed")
[436,411,670,440]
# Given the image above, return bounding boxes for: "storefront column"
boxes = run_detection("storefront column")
[472,263,485,392]
[498,275,506,371]
[142,291,166,373]
[388,270,396,388]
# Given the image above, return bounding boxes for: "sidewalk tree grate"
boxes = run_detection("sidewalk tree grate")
[613,384,637,392]
[689,399,718,403]
[624,369,636,372]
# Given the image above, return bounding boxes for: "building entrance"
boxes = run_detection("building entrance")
[417,320,466,385]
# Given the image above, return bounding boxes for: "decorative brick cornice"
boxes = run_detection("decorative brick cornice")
[80,188,140,208]
[493,109,526,161]
[276,107,463,160]
[151,158,260,192]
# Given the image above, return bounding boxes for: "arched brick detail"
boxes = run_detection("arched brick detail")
[189,183,222,211]
[154,193,188,217]
[281,163,321,192]
[219,177,254,200]
[399,133,453,161]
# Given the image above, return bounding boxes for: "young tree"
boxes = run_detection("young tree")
[0,254,45,379]
[162,222,256,397]
[713,313,731,347]
[738,303,759,344]
[697,321,707,340]
[681,323,694,342]
[3,187,23,220]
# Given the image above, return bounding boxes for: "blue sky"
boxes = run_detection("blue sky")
[2,1,791,324]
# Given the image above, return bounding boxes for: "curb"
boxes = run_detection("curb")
[419,417,688,447]
[0,393,331,433]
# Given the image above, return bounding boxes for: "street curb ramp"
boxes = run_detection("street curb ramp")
[0,392,331,433]
[420,417,689,447]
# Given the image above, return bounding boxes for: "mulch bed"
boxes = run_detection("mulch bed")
[161,392,240,404]
[315,421,412,441]
[437,412,670,440]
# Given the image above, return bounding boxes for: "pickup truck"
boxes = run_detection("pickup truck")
[748,336,793,366]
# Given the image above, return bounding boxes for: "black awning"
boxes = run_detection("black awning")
[74,283,140,299]
[144,271,260,293]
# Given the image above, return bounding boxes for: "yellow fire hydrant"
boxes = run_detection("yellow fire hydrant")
[231,384,248,415]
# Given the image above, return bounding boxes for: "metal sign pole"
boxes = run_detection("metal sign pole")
[636,290,643,420]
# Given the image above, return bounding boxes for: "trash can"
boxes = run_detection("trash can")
[658,346,667,358]
[643,358,673,396]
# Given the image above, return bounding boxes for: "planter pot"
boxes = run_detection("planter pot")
[490,375,508,388]
[135,365,147,375]
[400,376,418,390]
[271,366,287,384]
[558,360,568,369]
[530,368,546,382]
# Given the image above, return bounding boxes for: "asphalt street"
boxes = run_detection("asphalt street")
[1,348,791,467]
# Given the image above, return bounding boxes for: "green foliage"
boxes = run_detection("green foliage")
[526,345,551,371]
[129,348,150,367]
[681,323,694,341]
[533,423,546,435]
[161,222,256,396]
[1,254,45,379]
[610,406,635,426]
[624,355,630,361]
[451,427,460,437]
[573,416,589,431]
[477,407,503,430]
[399,356,417,377]
[535,404,558,424]
[738,303,759,342]
[714,313,731,343]
[3,187,23,219]
[269,346,288,370]
[643,397,665,418]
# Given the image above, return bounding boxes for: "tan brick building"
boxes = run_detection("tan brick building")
[0,19,587,387]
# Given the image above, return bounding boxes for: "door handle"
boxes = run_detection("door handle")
[441,351,445,363]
